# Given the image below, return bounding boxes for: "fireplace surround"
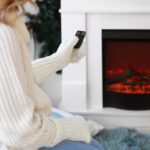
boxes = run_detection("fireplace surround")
[60,0,150,133]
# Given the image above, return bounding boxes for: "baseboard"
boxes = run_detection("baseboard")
[65,108,150,134]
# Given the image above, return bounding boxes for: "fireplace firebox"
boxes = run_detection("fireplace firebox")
[103,30,150,110]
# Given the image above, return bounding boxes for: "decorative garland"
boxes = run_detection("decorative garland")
[25,0,62,74]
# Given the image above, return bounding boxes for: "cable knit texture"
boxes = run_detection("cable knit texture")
[0,12,91,150]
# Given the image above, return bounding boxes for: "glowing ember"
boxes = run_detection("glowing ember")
[106,68,150,94]
[107,83,150,94]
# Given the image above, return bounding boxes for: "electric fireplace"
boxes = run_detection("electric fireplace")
[60,0,150,133]
[103,30,150,110]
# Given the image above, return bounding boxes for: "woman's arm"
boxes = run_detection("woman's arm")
[31,36,79,84]
[0,24,90,149]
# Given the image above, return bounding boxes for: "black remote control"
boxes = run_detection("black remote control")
[74,31,86,49]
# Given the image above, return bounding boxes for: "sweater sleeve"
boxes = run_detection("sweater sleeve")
[0,24,91,149]
[31,37,79,84]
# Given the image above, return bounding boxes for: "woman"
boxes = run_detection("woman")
[0,0,104,150]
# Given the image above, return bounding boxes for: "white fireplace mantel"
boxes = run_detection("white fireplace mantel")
[60,0,150,133]
[60,0,150,13]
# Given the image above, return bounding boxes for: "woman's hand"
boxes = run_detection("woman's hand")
[56,36,79,56]
[70,41,86,63]
[57,36,86,64]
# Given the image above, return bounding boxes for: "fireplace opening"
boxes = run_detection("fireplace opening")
[103,30,150,110]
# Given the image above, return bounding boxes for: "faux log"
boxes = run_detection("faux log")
[106,68,137,85]
[106,68,150,92]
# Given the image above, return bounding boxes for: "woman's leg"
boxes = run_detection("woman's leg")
[38,138,104,150]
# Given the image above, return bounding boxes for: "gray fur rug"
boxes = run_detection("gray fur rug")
[94,127,150,150]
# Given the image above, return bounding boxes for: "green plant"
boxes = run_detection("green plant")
[25,0,62,74]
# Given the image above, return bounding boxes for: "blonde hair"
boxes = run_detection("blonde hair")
[0,0,38,26]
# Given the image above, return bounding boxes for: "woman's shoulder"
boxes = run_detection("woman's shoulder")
[0,22,20,48]
[0,22,21,58]
[0,22,18,40]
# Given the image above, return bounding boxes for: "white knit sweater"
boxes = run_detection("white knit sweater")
[0,12,91,150]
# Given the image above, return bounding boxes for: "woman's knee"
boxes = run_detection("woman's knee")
[38,139,103,150]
